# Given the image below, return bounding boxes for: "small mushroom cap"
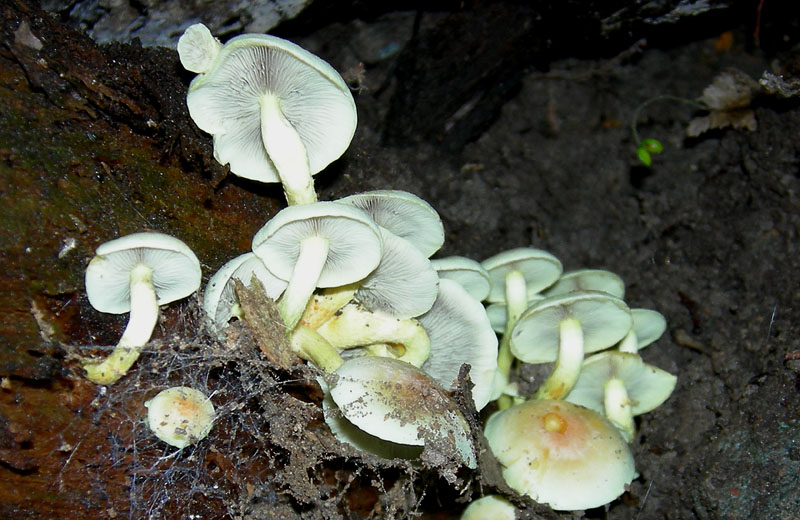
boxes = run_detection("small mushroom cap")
[418,279,498,411]
[177,23,220,73]
[484,399,635,511]
[544,269,626,299]
[203,252,287,327]
[252,202,382,288]
[85,232,201,314]
[186,33,356,183]
[355,227,439,319]
[629,308,667,350]
[461,495,517,520]
[565,351,677,416]
[327,356,476,468]
[338,190,444,257]
[510,291,632,364]
[431,256,491,302]
[145,386,215,449]
[482,248,563,303]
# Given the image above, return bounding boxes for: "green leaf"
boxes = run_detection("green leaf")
[641,138,664,154]
[636,146,652,167]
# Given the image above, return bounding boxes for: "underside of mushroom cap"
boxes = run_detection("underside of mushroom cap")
[186,33,356,183]
[85,232,201,314]
[482,247,563,303]
[510,290,632,364]
[338,190,445,257]
[418,279,498,411]
[566,351,677,416]
[203,252,287,327]
[355,227,439,319]
[252,201,383,288]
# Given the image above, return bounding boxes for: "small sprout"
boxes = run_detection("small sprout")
[145,387,215,449]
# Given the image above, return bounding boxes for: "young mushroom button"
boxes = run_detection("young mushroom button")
[181,25,357,205]
[252,201,383,331]
[83,232,201,385]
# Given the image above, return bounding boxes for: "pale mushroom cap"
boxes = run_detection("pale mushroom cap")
[145,386,215,449]
[321,388,423,461]
[355,227,439,319]
[544,269,626,299]
[510,291,632,364]
[482,248,563,303]
[418,279,498,411]
[565,351,677,415]
[85,232,202,314]
[186,33,356,183]
[484,399,635,511]
[630,308,667,350]
[327,356,476,468]
[338,190,445,257]
[252,202,382,288]
[431,256,491,302]
[177,23,221,74]
[203,252,287,327]
[461,495,517,520]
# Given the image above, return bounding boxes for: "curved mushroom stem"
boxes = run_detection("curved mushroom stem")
[260,92,317,205]
[496,270,527,410]
[315,304,431,367]
[534,317,584,400]
[290,325,343,372]
[83,263,159,385]
[603,377,634,442]
[277,236,330,331]
[298,283,358,329]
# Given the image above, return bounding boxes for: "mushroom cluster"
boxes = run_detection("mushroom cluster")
[75,22,678,510]
[475,254,677,511]
[177,24,497,465]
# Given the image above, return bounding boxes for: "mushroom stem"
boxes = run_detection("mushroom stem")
[603,378,634,442]
[83,263,159,385]
[290,325,344,372]
[260,92,317,205]
[299,283,358,329]
[617,330,639,354]
[534,317,585,400]
[277,235,330,331]
[497,270,527,409]
[316,304,432,367]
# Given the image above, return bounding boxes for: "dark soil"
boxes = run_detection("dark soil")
[1,1,799,519]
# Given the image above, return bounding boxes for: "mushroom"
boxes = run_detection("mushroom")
[510,291,632,400]
[565,351,677,441]
[431,256,491,302]
[180,25,357,205]
[352,227,439,319]
[145,386,215,449]
[481,248,563,407]
[543,268,626,298]
[338,190,445,257]
[252,201,383,331]
[461,495,517,520]
[417,279,498,411]
[82,232,201,385]
[617,308,667,353]
[325,356,476,468]
[484,399,635,511]
[202,252,287,331]
[176,23,221,74]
